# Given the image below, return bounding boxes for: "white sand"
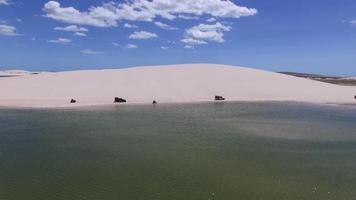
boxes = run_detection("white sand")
[0,64,355,108]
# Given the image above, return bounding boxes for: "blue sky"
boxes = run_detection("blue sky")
[0,0,356,75]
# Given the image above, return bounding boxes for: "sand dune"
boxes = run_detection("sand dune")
[0,64,355,108]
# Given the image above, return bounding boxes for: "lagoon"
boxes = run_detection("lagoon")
[1,102,356,200]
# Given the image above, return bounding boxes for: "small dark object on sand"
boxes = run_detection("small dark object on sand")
[215,96,225,101]
[354,95,356,99]
[152,100,157,104]
[114,97,127,103]
[70,99,77,103]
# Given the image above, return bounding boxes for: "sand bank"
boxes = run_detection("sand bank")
[0,64,355,108]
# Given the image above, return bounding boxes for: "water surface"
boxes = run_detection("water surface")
[1,102,356,200]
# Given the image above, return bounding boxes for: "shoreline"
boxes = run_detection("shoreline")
[1,100,355,110]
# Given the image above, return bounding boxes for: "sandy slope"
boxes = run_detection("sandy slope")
[0,64,355,108]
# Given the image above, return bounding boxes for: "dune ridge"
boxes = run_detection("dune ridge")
[0,64,355,108]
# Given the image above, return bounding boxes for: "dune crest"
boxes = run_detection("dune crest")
[0,64,355,108]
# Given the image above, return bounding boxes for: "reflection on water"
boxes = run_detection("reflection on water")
[0,102,356,200]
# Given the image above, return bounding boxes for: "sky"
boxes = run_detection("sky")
[0,0,356,75]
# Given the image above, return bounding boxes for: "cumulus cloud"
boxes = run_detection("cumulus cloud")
[0,23,19,36]
[124,23,138,29]
[47,37,71,44]
[129,31,157,39]
[81,49,103,55]
[42,0,257,27]
[182,22,231,46]
[55,25,88,37]
[74,32,86,37]
[126,44,138,48]
[0,0,9,5]
[43,1,119,27]
[160,46,169,50]
[181,38,207,45]
[154,21,177,30]
[177,14,199,20]
[54,25,88,32]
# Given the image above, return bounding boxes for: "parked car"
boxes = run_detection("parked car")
[215,96,225,101]
[114,97,127,103]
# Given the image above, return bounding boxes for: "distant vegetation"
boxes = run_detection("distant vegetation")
[279,72,356,86]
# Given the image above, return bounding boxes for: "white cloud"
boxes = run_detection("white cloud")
[181,38,207,45]
[350,19,356,25]
[0,23,19,36]
[0,0,9,5]
[129,31,157,39]
[112,42,120,46]
[160,46,169,50]
[54,25,88,32]
[184,45,194,49]
[177,15,199,20]
[207,18,216,22]
[74,32,86,37]
[47,37,71,44]
[142,0,258,19]
[124,23,138,29]
[154,21,177,30]
[81,49,103,55]
[55,25,88,37]
[167,40,177,44]
[43,0,257,27]
[43,1,119,27]
[182,22,231,45]
[126,44,138,48]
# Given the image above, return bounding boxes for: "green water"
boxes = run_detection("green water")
[1,102,356,200]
